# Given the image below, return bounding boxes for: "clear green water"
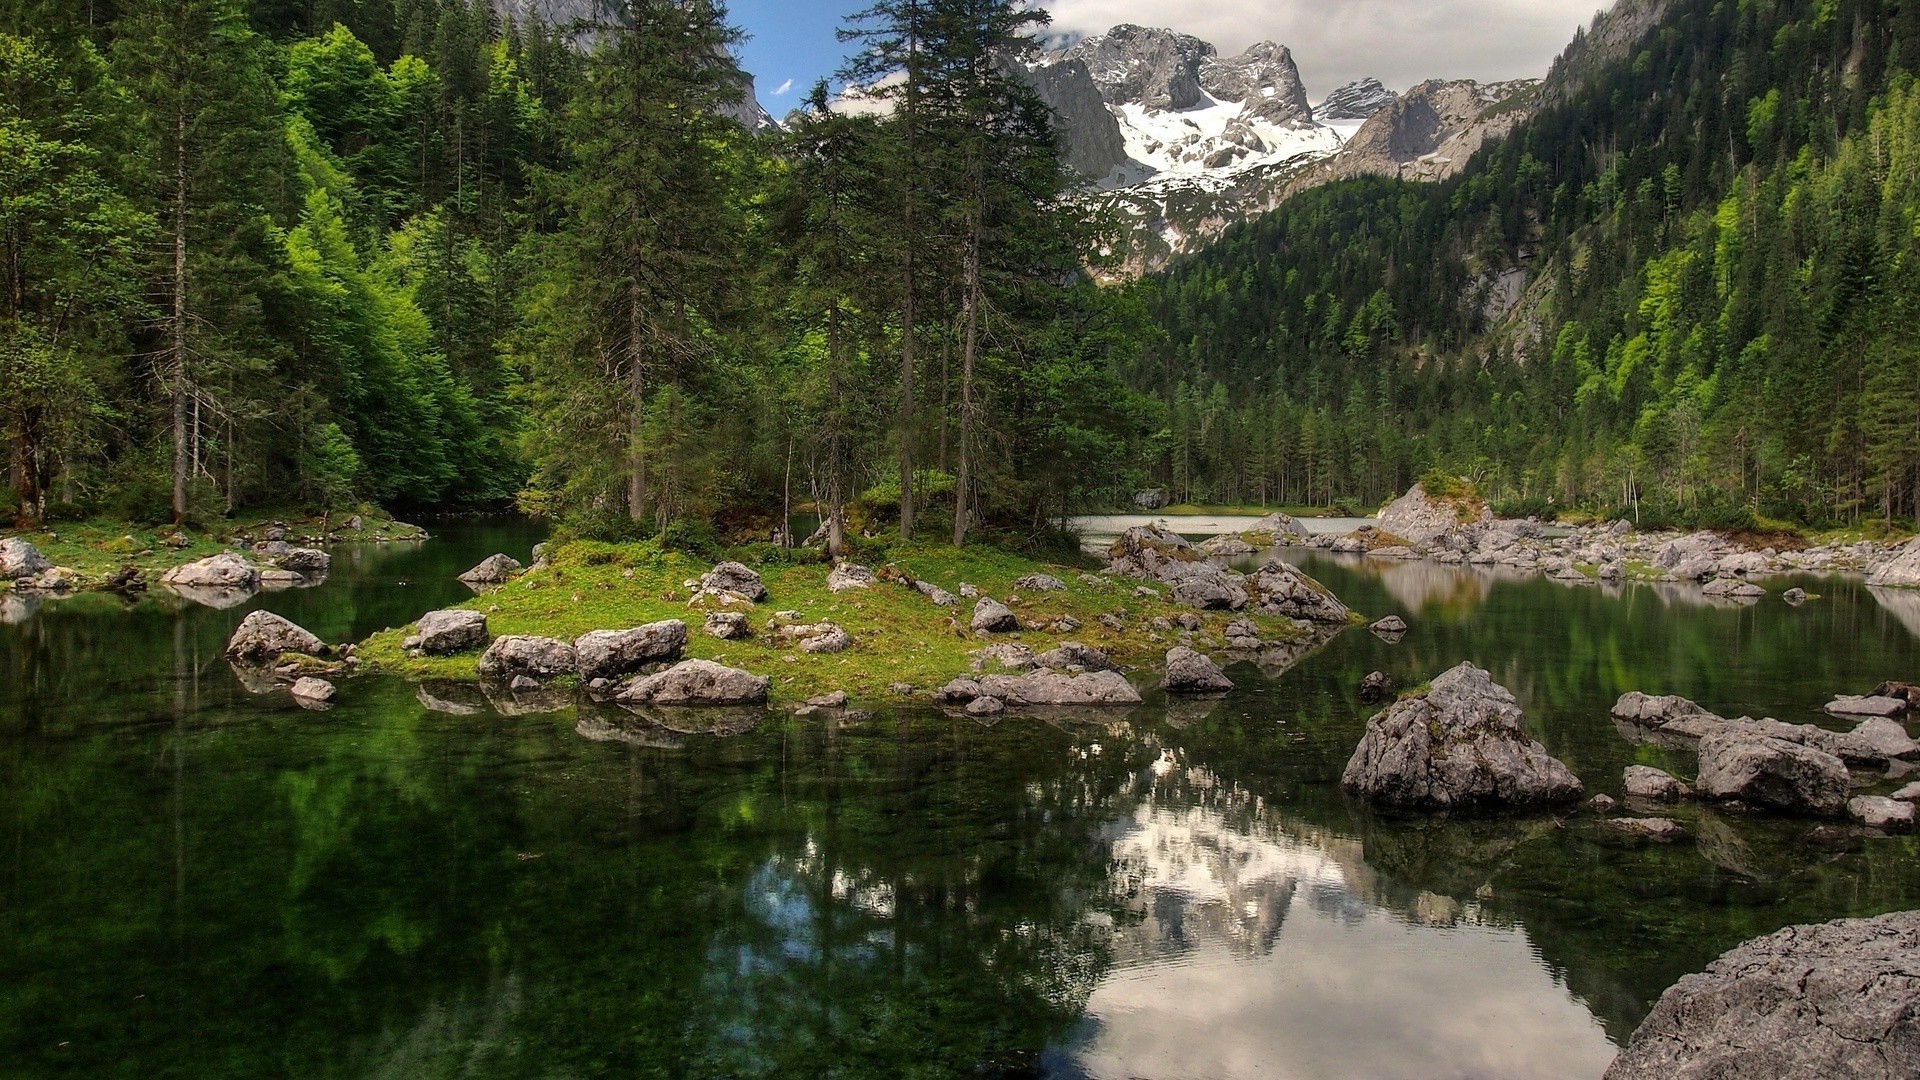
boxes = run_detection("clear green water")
[3,526,1918,1079]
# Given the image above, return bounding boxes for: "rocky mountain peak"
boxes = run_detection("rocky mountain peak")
[1318,78,1397,120]
[1062,24,1216,110]
[1199,41,1312,126]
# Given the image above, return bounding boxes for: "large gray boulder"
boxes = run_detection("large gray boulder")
[1613,691,1919,766]
[1623,765,1691,801]
[458,553,523,587]
[970,597,1020,633]
[825,562,874,592]
[1605,910,1920,1079]
[1375,483,1465,548]
[1033,642,1117,672]
[0,538,52,580]
[1341,662,1583,810]
[1866,535,1920,587]
[225,610,327,661]
[161,552,260,590]
[1170,573,1247,610]
[574,621,687,680]
[407,609,490,655]
[1695,730,1849,816]
[973,669,1142,707]
[477,636,577,681]
[1162,646,1233,693]
[1244,511,1310,544]
[695,561,766,602]
[777,622,853,654]
[1244,560,1350,623]
[275,547,331,574]
[1107,523,1198,579]
[615,659,770,706]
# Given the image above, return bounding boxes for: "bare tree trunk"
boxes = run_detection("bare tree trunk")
[897,6,921,539]
[827,304,846,559]
[170,104,190,526]
[952,209,980,547]
[626,268,647,522]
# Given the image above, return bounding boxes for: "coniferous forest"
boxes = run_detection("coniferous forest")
[7,0,1920,540]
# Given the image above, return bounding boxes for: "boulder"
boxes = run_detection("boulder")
[703,611,752,640]
[226,610,327,662]
[974,669,1142,707]
[1865,535,1920,587]
[1695,730,1849,816]
[1013,573,1066,592]
[914,579,959,606]
[160,552,260,590]
[615,659,770,706]
[1340,662,1584,811]
[1376,483,1466,548]
[1604,911,1920,1079]
[1603,817,1690,842]
[1783,587,1808,604]
[574,621,687,680]
[1245,512,1310,543]
[1107,524,1197,578]
[1132,489,1168,510]
[934,676,985,704]
[0,538,52,579]
[1196,535,1254,557]
[825,562,875,592]
[975,643,1037,670]
[276,547,331,574]
[477,636,578,681]
[1169,573,1247,610]
[1611,692,1735,740]
[1826,694,1907,719]
[1358,671,1393,704]
[970,597,1019,633]
[965,696,1006,717]
[806,690,849,709]
[259,569,304,589]
[1893,781,1920,801]
[1370,615,1408,634]
[1033,642,1117,672]
[1872,680,1920,708]
[1623,765,1692,801]
[289,677,336,704]
[1848,796,1916,831]
[778,622,853,654]
[1244,560,1350,623]
[695,561,767,602]
[1162,646,1232,693]
[1702,576,1764,598]
[458,553,524,587]
[407,609,490,655]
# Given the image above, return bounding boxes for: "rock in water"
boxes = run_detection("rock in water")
[477,636,577,681]
[1695,730,1849,816]
[970,597,1019,633]
[407,609,490,655]
[0,538,52,580]
[1604,910,1920,1079]
[289,677,336,705]
[1623,765,1691,801]
[1162,647,1233,693]
[1358,671,1393,703]
[973,669,1142,706]
[574,621,687,680]
[275,547,331,574]
[695,561,766,602]
[1603,817,1690,842]
[458,553,523,587]
[1370,615,1409,634]
[161,552,260,590]
[1341,662,1583,811]
[615,659,770,706]
[1196,535,1255,557]
[1375,483,1466,548]
[825,562,875,592]
[1244,560,1350,623]
[1848,796,1916,831]
[1826,694,1907,718]
[1865,535,1920,587]
[1245,511,1310,544]
[226,610,327,661]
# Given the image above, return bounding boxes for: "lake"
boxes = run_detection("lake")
[4,522,1918,1078]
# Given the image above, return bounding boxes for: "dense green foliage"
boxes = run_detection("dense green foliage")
[0,0,1159,545]
[1145,0,1920,527]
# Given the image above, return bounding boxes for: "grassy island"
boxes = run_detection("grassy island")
[357,540,1332,705]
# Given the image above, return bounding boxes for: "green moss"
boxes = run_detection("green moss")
[358,540,1313,704]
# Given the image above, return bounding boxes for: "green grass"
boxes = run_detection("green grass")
[2,507,426,588]
[358,539,1326,704]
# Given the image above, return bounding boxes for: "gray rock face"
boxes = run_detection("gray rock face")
[1866,535,1920,587]
[1614,691,1920,766]
[970,598,1020,633]
[696,561,766,603]
[276,547,331,574]
[1199,41,1311,125]
[1244,511,1310,543]
[1018,56,1128,178]
[1034,641,1117,672]
[974,669,1142,707]
[161,552,260,590]
[1170,573,1247,610]
[778,622,853,654]
[1827,694,1907,718]
[616,659,770,706]
[290,676,336,704]
[408,609,490,655]
[1849,796,1916,830]
[477,636,578,681]
[1375,483,1465,548]
[1370,615,1408,634]
[1162,646,1232,693]
[966,695,1006,716]
[703,611,751,640]
[1341,662,1583,810]
[1245,560,1350,623]
[825,562,874,592]
[1695,730,1849,816]
[0,538,52,579]
[1063,24,1212,110]
[1624,765,1692,801]
[1196,534,1255,557]
[226,610,327,661]
[1604,910,1920,1080]
[574,621,687,680]
[1318,77,1397,119]
[458,553,523,587]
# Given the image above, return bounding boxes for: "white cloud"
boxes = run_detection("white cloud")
[772,77,795,96]
[1042,0,1607,96]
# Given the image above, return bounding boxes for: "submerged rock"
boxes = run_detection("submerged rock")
[615,659,770,706]
[477,635,578,681]
[1605,910,1920,1079]
[407,609,490,655]
[1341,662,1583,811]
[458,553,524,587]
[0,538,52,580]
[161,552,260,590]
[574,621,687,680]
[1161,646,1233,693]
[1695,730,1849,816]
[226,610,327,662]
[1359,670,1393,704]
[1623,765,1691,801]
[1603,817,1690,843]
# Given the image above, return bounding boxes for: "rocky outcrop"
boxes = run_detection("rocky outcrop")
[968,669,1142,707]
[226,610,328,661]
[1063,24,1212,110]
[1375,483,1472,548]
[1341,662,1583,810]
[1162,646,1232,693]
[1244,560,1350,623]
[1198,41,1311,126]
[1605,910,1920,1079]
[458,553,523,587]
[1612,691,1920,767]
[1196,534,1255,557]
[1293,78,1537,188]
[574,621,687,681]
[406,609,490,655]
[0,538,52,580]
[1244,512,1310,543]
[615,659,770,706]
[1318,77,1397,120]
[825,563,874,592]
[694,561,766,603]
[969,598,1019,633]
[477,636,577,681]
[1019,56,1128,178]
[1695,730,1849,816]
[161,552,260,590]
[1864,535,1920,587]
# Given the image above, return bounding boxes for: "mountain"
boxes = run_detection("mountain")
[1022,26,1540,277]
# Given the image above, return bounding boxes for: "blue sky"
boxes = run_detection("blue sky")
[728,1,864,110]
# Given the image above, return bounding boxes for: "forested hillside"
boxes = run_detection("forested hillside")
[0,0,1158,547]
[1144,0,1920,528]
